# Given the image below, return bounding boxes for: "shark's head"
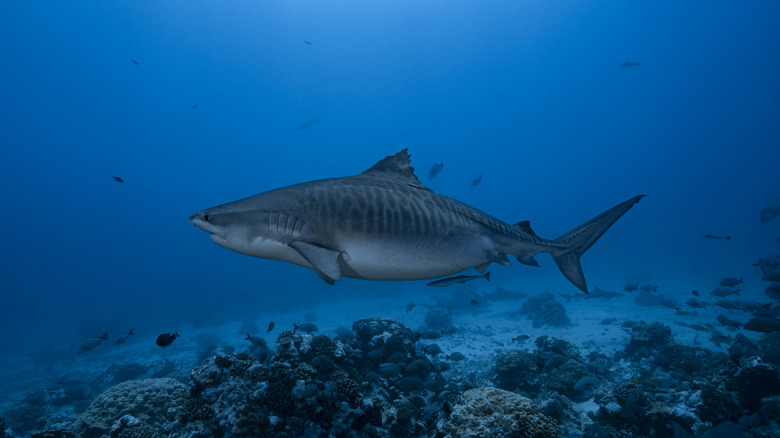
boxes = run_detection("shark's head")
[189,196,306,265]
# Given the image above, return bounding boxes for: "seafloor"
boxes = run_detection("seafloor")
[1,259,779,438]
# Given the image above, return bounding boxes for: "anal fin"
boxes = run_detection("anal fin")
[289,241,343,285]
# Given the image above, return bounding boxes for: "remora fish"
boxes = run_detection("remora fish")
[427,272,490,287]
[189,150,644,291]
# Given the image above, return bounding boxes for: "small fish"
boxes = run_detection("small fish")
[512,335,530,342]
[619,61,641,68]
[293,117,319,131]
[760,197,780,224]
[639,284,658,293]
[573,376,596,391]
[426,272,490,287]
[116,329,134,345]
[423,344,443,356]
[716,314,741,329]
[78,332,109,354]
[719,277,743,287]
[417,330,442,340]
[675,310,690,316]
[446,352,466,361]
[245,334,267,348]
[156,332,179,347]
[543,354,567,371]
[691,290,700,297]
[687,324,711,333]
[428,162,444,179]
[131,59,140,66]
[709,330,733,347]
[763,269,780,282]
[293,322,319,333]
[702,234,731,240]
[394,376,425,392]
[469,299,479,305]
[601,317,617,325]
[685,298,708,309]
[470,172,483,187]
[623,282,638,292]
[405,302,416,313]
[744,317,780,333]
[304,40,312,45]
[189,103,200,110]
[112,176,124,183]
[710,287,740,297]
[267,321,275,333]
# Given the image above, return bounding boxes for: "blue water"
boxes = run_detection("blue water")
[1,0,779,367]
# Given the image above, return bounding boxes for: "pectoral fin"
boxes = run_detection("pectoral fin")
[289,241,343,285]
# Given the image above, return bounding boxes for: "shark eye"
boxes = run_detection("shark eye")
[203,214,210,222]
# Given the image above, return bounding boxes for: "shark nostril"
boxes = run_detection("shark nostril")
[203,214,210,222]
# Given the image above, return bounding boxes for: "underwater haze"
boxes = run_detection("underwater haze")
[1,1,780,436]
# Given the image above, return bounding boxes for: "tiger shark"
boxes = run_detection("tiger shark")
[189,149,644,292]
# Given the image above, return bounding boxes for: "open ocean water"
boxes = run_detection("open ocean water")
[1,1,779,437]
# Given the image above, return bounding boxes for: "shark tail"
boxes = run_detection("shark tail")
[549,195,645,293]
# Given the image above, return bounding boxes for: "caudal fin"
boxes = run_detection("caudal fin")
[551,195,645,292]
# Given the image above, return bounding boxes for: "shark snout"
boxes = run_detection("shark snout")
[189,211,214,233]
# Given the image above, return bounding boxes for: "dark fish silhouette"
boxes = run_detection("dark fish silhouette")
[294,118,319,131]
[428,162,444,179]
[156,332,179,347]
[623,282,638,292]
[470,172,483,187]
[702,234,731,240]
[619,61,641,68]
[245,334,267,347]
[427,272,490,287]
[78,332,109,354]
[293,322,319,333]
[469,299,479,305]
[266,321,275,333]
[116,329,134,345]
[189,103,200,110]
[112,176,124,183]
[131,59,140,66]
[760,197,780,224]
[710,287,740,297]
[719,277,743,287]
[304,40,312,45]
[691,290,700,297]
[405,302,416,313]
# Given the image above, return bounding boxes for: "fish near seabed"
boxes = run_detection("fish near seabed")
[761,197,780,224]
[428,162,444,179]
[189,149,644,292]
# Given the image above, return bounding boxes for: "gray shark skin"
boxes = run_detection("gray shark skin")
[189,149,644,291]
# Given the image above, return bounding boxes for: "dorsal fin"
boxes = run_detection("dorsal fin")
[362,149,427,189]
[515,220,538,238]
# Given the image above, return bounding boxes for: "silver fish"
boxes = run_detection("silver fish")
[189,150,643,291]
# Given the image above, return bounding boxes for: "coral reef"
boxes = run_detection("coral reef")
[519,293,571,328]
[70,378,188,437]
[436,387,559,438]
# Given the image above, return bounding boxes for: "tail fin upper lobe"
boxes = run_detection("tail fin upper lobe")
[551,195,645,293]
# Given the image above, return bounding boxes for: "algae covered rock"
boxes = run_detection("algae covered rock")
[437,387,558,438]
[70,378,187,437]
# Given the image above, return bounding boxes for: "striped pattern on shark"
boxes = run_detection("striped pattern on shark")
[189,149,644,291]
